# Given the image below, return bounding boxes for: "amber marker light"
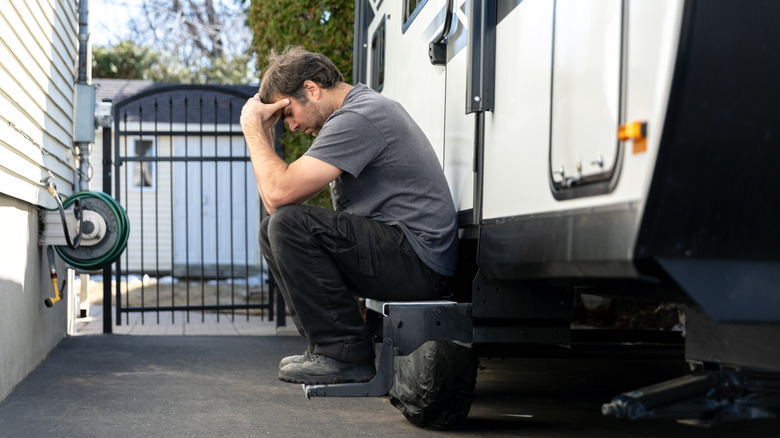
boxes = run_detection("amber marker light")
[618,121,648,154]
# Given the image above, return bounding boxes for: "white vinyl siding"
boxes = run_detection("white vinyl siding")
[0,0,79,403]
[0,0,78,209]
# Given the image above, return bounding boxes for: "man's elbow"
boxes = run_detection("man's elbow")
[264,188,296,210]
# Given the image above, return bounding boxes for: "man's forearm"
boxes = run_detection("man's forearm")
[245,127,288,214]
[241,94,339,213]
[240,94,292,213]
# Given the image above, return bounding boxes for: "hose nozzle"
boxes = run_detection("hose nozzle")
[44,246,61,308]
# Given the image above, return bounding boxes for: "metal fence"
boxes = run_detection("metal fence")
[104,84,283,329]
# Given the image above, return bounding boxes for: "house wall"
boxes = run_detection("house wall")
[0,194,68,401]
[0,0,78,401]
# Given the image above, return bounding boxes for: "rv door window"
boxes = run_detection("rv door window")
[549,0,623,198]
[370,17,386,91]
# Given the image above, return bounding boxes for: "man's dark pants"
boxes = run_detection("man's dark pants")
[259,205,445,363]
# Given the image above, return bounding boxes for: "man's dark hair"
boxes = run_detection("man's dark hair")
[259,46,344,104]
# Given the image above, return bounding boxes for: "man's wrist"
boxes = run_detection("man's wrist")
[246,129,274,150]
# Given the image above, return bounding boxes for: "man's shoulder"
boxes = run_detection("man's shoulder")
[344,83,393,108]
[331,87,389,127]
[318,103,385,143]
[327,106,374,129]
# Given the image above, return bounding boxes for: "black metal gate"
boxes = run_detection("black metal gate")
[103,84,283,330]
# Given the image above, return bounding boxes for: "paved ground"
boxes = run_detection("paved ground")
[1,333,779,437]
[76,304,293,336]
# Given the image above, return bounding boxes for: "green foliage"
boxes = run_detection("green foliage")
[248,1,354,84]
[247,0,355,209]
[198,53,257,84]
[92,41,166,80]
[92,40,256,85]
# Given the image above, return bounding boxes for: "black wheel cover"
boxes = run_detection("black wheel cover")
[389,340,478,429]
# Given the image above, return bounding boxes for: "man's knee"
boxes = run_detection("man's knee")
[263,205,309,246]
[259,214,272,249]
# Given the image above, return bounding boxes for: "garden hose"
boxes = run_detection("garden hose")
[55,191,130,271]
[47,180,84,249]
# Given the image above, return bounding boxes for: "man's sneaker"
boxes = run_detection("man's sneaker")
[278,354,376,385]
[278,350,311,369]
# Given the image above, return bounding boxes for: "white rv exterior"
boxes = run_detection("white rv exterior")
[353,0,780,424]
[362,0,683,234]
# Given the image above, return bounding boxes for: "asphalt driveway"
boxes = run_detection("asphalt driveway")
[1,335,777,437]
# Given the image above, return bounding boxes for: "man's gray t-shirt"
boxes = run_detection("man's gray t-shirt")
[304,84,457,276]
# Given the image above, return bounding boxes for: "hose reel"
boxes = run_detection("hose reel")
[41,190,130,271]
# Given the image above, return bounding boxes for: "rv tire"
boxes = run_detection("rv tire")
[389,340,478,429]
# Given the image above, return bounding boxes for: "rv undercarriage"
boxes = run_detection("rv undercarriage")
[304,291,780,427]
[303,256,780,426]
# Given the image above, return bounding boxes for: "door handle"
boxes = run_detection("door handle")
[429,0,455,65]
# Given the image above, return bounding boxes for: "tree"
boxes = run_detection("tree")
[92,41,189,81]
[248,1,354,84]
[93,0,256,84]
[247,0,355,208]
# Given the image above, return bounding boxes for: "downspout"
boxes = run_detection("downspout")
[75,0,93,191]
[77,0,89,83]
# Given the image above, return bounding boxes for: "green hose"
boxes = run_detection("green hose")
[55,191,130,270]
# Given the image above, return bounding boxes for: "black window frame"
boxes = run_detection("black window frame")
[370,16,387,92]
[402,0,429,33]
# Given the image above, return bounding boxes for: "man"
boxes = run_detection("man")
[240,47,457,385]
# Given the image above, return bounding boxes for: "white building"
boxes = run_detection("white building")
[0,0,82,401]
[91,79,263,278]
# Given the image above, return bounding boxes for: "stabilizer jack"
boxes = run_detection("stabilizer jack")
[602,365,780,425]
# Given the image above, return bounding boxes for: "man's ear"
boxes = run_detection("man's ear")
[303,80,321,100]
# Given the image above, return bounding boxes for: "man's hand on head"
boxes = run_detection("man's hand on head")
[240,94,291,138]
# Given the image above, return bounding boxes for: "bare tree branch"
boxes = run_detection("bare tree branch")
[107,0,252,84]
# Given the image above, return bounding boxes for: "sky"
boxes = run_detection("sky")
[89,0,144,47]
[88,0,251,53]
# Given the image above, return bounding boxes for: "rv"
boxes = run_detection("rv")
[307,0,780,428]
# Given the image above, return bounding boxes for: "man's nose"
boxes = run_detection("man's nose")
[286,119,299,132]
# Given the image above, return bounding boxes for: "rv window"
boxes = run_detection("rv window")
[133,138,155,189]
[403,0,427,32]
[371,18,386,91]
